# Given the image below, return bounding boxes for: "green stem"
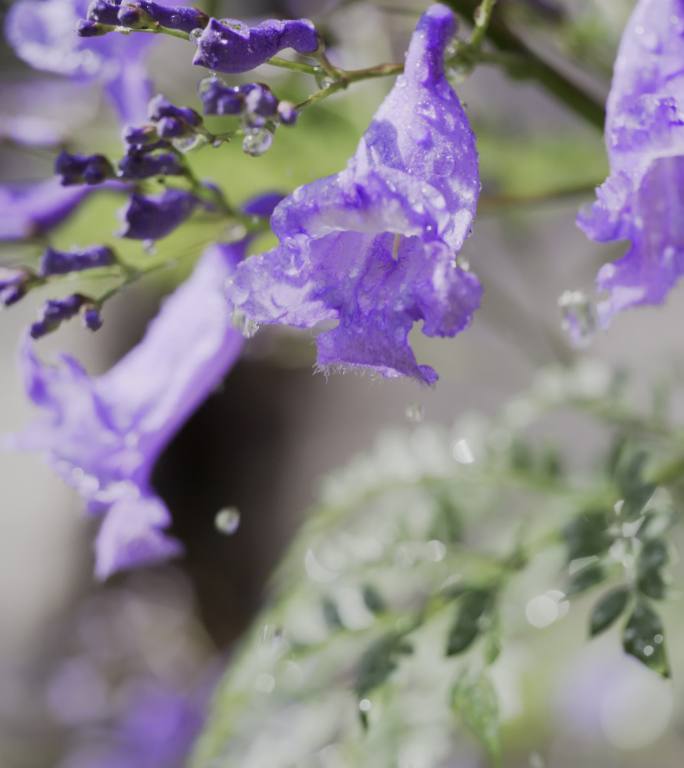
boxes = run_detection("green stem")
[444,0,606,130]
[469,0,499,51]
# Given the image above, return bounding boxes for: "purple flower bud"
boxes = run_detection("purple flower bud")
[148,94,202,127]
[118,148,184,179]
[117,5,144,26]
[87,0,122,25]
[0,268,30,306]
[55,150,114,186]
[83,305,103,331]
[156,116,184,138]
[30,294,86,339]
[119,1,209,33]
[39,245,116,277]
[277,100,298,125]
[122,123,159,146]
[193,17,319,74]
[199,80,244,116]
[77,19,108,37]
[244,84,278,118]
[120,188,197,240]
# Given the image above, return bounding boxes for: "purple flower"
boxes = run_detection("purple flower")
[5,0,189,123]
[277,101,298,126]
[192,17,319,74]
[13,192,282,578]
[40,245,115,276]
[118,148,184,179]
[29,294,96,338]
[228,4,481,384]
[199,80,245,116]
[0,268,31,306]
[578,0,684,324]
[59,677,210,768]
[147,94,202,128]
[0,179,95,241]
[83,305,104,331]
[56,150,114,186]
[14,241,247,579]
[115,0,208,34]
[120,189,197,240]
[123,124,158,146]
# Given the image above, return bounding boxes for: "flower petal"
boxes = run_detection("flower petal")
[231,4,481,382]
[579,0,684,321]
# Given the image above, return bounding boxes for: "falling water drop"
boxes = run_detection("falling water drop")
[405,403,424,423]
[215,507,241,535]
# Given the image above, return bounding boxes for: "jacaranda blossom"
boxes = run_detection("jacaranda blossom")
[578,0,684,323]
[13,239,249,579]
[5,0,188,123]
[228,3,481,384]
[192,17,319,74]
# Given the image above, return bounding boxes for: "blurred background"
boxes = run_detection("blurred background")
[1,0,684,766]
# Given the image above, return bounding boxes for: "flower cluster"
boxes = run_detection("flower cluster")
[200,79,298,126]
[11,196,277,578]
[87,0,208,33]
[578,0,684,323]
[229,4,481,384]
[1,4,486,579]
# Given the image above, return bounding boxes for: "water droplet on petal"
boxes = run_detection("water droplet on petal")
[215,507,240,535]
[189,27,204,42]
[231,308,259,338]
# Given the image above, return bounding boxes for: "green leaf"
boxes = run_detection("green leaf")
[562,510,612,562]
[589,587,630,636]
[430,493,464,543]
[637,570,666,600]
[622,601,670,678]
[614,450,656,519]
[446,588,495,656]
[639,539,668,571]
[355,632,413,702]
[361,584,386,615]
[451,670,501,765]
[567,563,605,596]
[321,597,344,629]
[637,539,668,600]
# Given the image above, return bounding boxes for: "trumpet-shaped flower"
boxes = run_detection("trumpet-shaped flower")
[14,240,247,578]
[578,0,684,323]
[228,4,481,384]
